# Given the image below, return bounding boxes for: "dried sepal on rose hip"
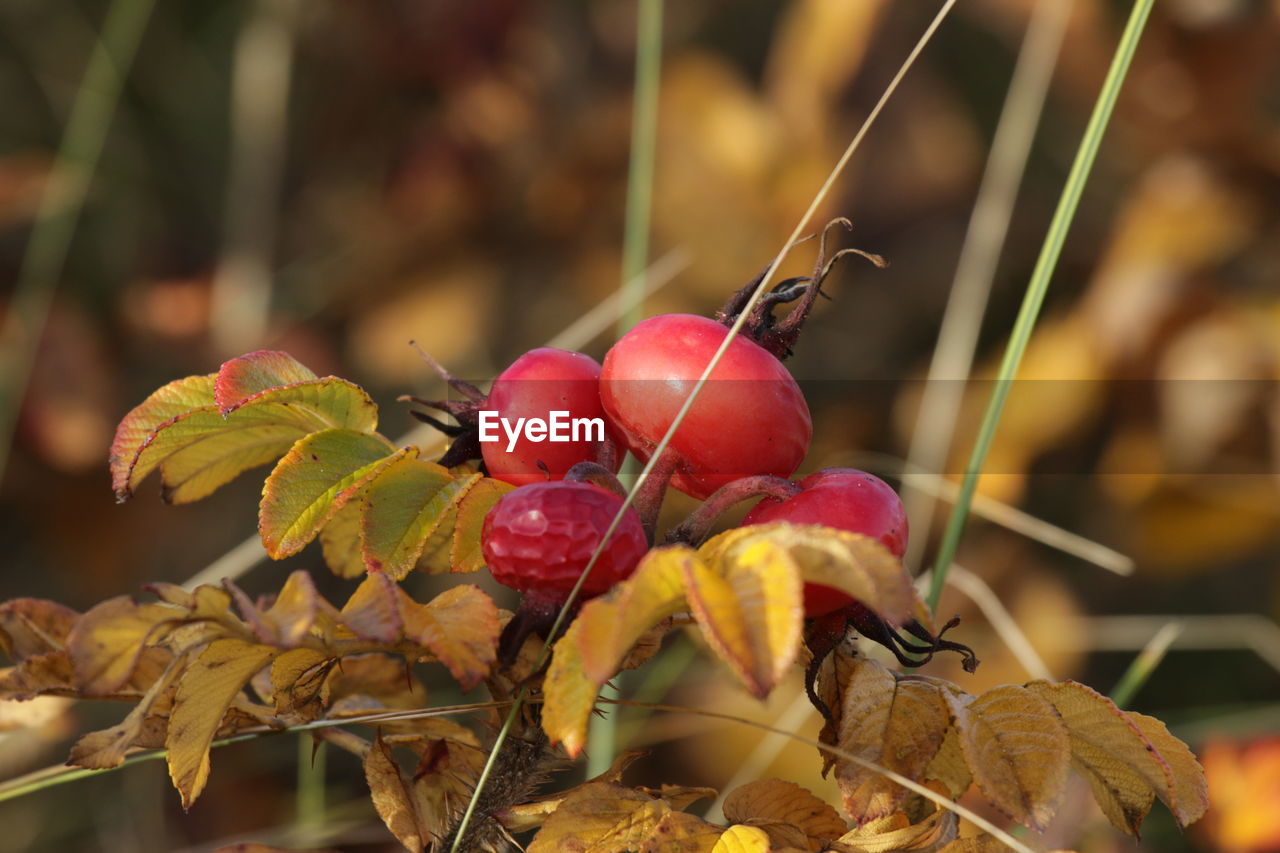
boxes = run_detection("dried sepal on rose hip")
[404,346,621,485]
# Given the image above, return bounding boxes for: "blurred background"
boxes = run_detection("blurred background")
[1,0,1279,850]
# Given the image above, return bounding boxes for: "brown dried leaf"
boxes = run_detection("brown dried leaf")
[67,597,180,695]
[835,809,957,853]
[947,685,1070,831]
[821,655,950,822]
[934,836,1010,853]
[923,728,972,800]
[365,732,425,853]
[723,778,847,849]
[527,782,671,852]
[685,536,803,699]
[636,811,725,852]
[0,652,76,699]
[1026,680,1207,832]
[166,638,279,808]
[268,648,334,718]
[0,598,79,659]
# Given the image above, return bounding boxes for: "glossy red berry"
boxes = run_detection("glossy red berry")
[482,347,621,487]
[742,468,908,617]
[600,314,811,499]
[481,481,647,602]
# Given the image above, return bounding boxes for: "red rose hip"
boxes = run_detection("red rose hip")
[481,481,647,602]
[600,314,811,499]
[743,468,908,617]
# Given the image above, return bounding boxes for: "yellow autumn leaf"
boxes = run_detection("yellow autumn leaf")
[68,654,183,769]
[268,648,333,717]
[701,524,915,627]
[166,638,278,808]
[924,727,972,800]
[711,824,773,853]
[836,809,958,853]
[526,782,671,852]
[947,684,1070,831]
[821,655,950,823]
[686,537,803,698]
[365,732,425,853]
[934,836,1013,853]
[340,573,404,644]
[318,500,367,578]
[1026,680,1207,832]
[543,547,699,754]
[397,584,498,690]
[235,570,322,647]
[67,596,180,695]
[637,811,726,852]
[722,778,847,849]
[451,477,513,573]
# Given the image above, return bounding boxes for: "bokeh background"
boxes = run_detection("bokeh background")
[2,0,1279,850]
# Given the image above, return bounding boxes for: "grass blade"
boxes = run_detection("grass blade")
[927,0,1157,611]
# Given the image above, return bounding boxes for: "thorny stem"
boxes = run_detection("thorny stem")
[664,475,802,545]
[409,340,485,401]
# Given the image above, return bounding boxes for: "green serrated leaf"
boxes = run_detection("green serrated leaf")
[214,350,317,412]
[259,429,404,559]
[318,499,368,579]
[362,461,480,580]
[452,478,513,573]
[110,374,216,499]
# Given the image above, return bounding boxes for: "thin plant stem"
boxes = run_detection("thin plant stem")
[0,0,157,484]
[1109,621,1183,708]
[902,0,1072,573]
[295,737,326,834]
[592,0,665,773]
[927,0,1157,611]
[448,4,959,848]
[617,0,664,338]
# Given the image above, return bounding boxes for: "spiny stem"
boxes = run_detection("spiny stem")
[927,0,1156,611]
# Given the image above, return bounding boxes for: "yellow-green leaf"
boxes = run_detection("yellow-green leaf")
[166,638,278,808]
[1026,680,1207,832]
[685,537,803,698]
[823,656,950,822]
[947,684,1070,831]
[259,429,402,558]
[398,584,498,690]
[213,350,317,412]
[110,374,215,499]
[452,477,514,573]
[361,457,470,579]
[700,524,915,627]
[319,500,367,579]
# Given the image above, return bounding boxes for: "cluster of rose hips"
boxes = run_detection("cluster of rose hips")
[412,222,972,670]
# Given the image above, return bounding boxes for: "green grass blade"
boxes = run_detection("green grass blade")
[0,0,157,484]
[926,0,1157,611]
